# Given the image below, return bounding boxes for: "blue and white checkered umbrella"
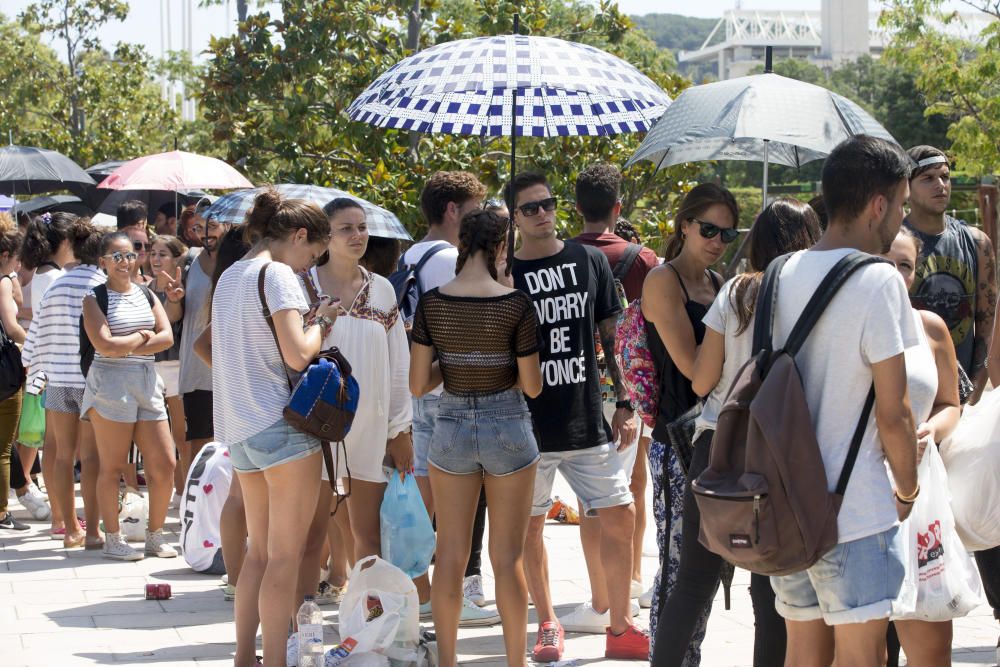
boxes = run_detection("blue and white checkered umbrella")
[348,34,671,138]
[201,184,412,240]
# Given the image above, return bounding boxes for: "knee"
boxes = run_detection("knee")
[600,504,636,538]
[488,547,523,576]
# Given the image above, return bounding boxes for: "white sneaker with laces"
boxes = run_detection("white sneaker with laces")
[18,489,50,520]
[463,574,486,606]
[315,580,345,606]
[27,482,48,501]
[103,532,144,561]
[630,579,643,599]
[558,601,610,633]
[458,596,500,627]
[145,529,178,558]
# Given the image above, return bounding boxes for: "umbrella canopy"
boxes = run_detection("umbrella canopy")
[86,159,129,181]
[11,195,93,218]
[0,145,96,196]
[625,72,895,171]
[0,195,14,212]
[348,34,671,138]
[97,150,254,191]
[201,184,412,241]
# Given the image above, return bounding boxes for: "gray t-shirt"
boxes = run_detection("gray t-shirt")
[774,249,919,543]
[178,254,213,394]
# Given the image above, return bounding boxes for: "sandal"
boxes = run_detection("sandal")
[63,533,86,549]
[85,536,104,550]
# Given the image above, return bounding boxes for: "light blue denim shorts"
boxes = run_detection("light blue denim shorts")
[530,443,633,518]
[429,389,539,477]
[771,525,904,625]
[411,393,440,477]
[228,418,321,473]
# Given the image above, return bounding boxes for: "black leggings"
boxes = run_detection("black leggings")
[465,486,487,577]
[975,546,1000,620]
[652,430,787,667]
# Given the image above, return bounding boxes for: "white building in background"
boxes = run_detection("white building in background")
[678,0,992,79]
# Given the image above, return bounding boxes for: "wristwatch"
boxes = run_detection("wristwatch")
[616,400,634,411]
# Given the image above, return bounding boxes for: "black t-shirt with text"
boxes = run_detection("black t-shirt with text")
[512,241,621,452]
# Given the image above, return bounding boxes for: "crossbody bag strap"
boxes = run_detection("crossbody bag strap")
[834,384,875,498]
[613,243,642,282]
[751,253,791,355]
[257,263,294,392]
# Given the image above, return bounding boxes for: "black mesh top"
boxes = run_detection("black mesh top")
[411,288,540,396]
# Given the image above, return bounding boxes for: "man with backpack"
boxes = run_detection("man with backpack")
[570,164,659,617]
[509,172,646,662]
[751,136,919,666]
[395,171,498,626]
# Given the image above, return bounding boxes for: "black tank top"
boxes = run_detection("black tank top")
[647,265,720,443]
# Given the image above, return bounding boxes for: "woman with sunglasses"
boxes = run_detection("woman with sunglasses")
[640,182,739,661]
[124,225,154,285]
[81,232,178,561]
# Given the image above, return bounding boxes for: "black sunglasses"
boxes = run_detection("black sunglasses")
[516,197,557,217]
[133,241,152,252]
[691,219,739,244]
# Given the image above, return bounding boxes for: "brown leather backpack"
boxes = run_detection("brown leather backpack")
[692,251,883,576]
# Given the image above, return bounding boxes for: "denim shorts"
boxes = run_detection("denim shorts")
[429,389,539,477]
[531,443,633,518]
[228,418,322,473]
[771,525,904,625]
[412,393,440,477]
[81,360,168,423]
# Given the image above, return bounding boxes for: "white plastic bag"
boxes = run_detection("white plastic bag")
[119,487,148,542]
[339,556,420,663]
[892,445,984,621]
[940,389,1000,551]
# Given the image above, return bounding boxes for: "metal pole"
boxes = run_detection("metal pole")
[505,14,519,276]
[762,139,770,212]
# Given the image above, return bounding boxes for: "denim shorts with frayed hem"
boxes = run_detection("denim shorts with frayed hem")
[411,393,440,477]
[428,389,539,477]
[771,525,904,625]
[228,418,321,473]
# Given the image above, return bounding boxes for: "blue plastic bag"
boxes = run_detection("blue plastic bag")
[380,473,436,578]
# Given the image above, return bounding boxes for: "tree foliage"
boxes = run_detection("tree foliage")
[630,13,718,54]
[0,1,185,167]
[201,0,700,240]
[880,0,1000,174]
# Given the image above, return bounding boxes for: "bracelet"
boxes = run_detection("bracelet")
[894,484,920,504]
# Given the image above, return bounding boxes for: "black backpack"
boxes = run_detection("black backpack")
[388,242,451,332]
[79,283,157,377]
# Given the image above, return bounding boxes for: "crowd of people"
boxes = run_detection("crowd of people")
[1,133,999,667]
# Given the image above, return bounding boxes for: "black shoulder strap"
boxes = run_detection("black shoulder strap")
[137,283,156,307]
[783,253,887,356]
[613,244,642,282]
[835,385,875,498]
[751,253,792,354]
[94,283,110,314]
[707,269,722,293]
[665,263,690,301]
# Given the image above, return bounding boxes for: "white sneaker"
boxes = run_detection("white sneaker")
[559,601,610,633]
[17,489,50,520]
[630,579,643,599]
[639,585,653,609]
[103,532,144,561]
[458,596,500,627]
[463,574,486,606]
[145,529,178,558]
[27,482,48,501]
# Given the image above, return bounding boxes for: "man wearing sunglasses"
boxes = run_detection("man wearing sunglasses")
[507,172,648,662]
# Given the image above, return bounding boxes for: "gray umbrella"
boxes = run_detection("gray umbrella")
[625,70,896,205]
[0,145,96,196]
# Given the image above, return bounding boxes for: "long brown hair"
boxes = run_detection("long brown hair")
[663,183,739,261]
[456,210,508,280]
[728,198,820,335]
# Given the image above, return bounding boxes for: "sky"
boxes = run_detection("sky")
[2,0,974,62]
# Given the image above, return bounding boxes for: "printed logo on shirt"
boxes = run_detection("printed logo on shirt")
[910,254,975,349]
[522,263,590,388]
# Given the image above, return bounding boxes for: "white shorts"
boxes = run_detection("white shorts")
[155,360,181,398]
[603,402,641,482]
[531,444,633,518]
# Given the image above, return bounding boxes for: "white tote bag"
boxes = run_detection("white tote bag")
[892,445,984,622]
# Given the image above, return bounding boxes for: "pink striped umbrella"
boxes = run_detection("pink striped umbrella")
[97,150,253,191]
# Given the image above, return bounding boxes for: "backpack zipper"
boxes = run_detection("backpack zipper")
[753,495,761,544]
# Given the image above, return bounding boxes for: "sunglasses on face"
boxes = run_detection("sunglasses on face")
[133,241,151,252]
[104,251,138,264]
[516,197,557,218]
[691,218,739,244]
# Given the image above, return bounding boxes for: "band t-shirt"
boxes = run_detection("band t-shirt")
[512,241,621,452]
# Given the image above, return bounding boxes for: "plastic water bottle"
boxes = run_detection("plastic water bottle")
[296,595,324,667]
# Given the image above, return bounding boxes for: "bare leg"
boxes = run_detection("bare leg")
[88,412,136,535]
[414,474,434,604]
[833,619,890,667]
[523,513,556,625]
[630,436,649,583]
[233,469,266,667]
[221,474,247,587]
[343,478,386,560]
[48,410,84,544]
[41,426,62,531]
[597,502,636,634]
[784,619,835,667]
[297,483,333,608]
[166,395,187,494]
[483,464,536,667]
[326,503,352,587]
[894,620,952,667]
[428,467,482,667]
[578,502,608,612]
[17,443,37,483]
[133,419,177,533]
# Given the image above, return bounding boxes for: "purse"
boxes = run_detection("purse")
[664,402,701,478]
[257,263,360,489]
[0,313,24,402]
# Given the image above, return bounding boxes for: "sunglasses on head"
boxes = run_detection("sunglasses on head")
[133,241,152,252]
[105,251,138,264]
[691,218,739,244]
[516,197,557,217]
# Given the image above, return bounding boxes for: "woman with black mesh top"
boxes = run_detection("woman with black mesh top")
[409,209,542,667]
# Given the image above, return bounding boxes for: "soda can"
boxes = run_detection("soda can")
[145,583,172,600]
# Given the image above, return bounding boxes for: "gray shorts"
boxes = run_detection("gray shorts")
[44,385,85,414]
[81,359,168,423]
[531,444,633,518]
[429,389,539,477]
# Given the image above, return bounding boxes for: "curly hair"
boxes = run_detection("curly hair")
[576,163,621,223]
[419,171,487,226]
[20,211,76,270]
[455,210,508,281]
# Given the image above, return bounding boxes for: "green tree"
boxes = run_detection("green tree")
[200,0,699,241]
[881,0,1000,174]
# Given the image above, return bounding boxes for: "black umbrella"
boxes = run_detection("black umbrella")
[96,188,211,216]
[82,160,129,209]
[0,145,95,196]
[11,195,94,218]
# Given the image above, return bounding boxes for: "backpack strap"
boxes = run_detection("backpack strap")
[783,253,888,356]
[94,283,110,314]
[834,384,875,498]
[136,283,156,308]
[411,242,451,297]
[751,253,792,355]
[613,244,642,282]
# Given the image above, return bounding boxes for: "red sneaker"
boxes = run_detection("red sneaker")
[605,624,650,660]
[532,621,564,663]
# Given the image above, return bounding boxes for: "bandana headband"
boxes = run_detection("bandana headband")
[917,155,947,168]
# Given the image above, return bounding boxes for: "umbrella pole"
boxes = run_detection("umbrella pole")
[505,14,519,277]
[761,139,770,213]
